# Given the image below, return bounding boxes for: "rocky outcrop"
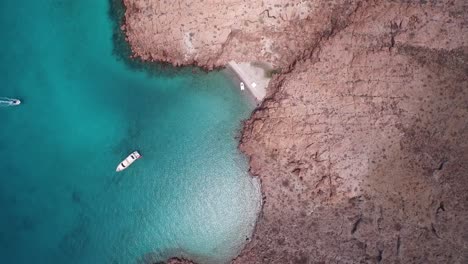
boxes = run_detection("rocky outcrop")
[236,1,468,262]
[166,257,196,264]
[123,0,361,69]
[124,0,468,263]
[152,257,195,264]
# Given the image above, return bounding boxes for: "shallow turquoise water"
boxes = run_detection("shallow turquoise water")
[0,1,260,263]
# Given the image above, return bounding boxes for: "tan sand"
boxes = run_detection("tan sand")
[227,61,270,102]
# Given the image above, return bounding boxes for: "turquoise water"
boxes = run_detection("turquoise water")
[0,1,261,263]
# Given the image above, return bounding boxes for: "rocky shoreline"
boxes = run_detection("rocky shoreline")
[123,0,468,263]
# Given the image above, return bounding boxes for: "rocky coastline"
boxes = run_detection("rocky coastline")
[123,0,468,263]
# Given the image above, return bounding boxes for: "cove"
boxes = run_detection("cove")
[0,0,261,263]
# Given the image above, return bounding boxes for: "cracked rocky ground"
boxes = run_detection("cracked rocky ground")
[123,0,468,263]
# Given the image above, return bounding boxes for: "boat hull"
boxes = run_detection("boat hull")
[116,151,141,172]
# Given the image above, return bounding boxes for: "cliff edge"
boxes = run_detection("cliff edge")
[123,0,468,263]
[123,0,360,69]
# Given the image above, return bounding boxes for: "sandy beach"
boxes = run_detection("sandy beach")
[226,61,270,102]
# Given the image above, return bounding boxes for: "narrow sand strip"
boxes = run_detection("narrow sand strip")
[227,61,271,101]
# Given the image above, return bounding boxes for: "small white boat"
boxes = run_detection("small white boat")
[240,82,245,90]
[116,151,141,172]
[0,97,21,106]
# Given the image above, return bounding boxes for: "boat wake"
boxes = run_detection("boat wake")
[0,97,21,107]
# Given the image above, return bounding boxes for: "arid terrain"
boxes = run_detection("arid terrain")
[123,0,468,263]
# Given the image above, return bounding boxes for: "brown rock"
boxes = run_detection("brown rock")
[123,0,361,69]
[236,1,468,263]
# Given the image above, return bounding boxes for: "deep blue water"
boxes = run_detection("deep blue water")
[0,1,261,263]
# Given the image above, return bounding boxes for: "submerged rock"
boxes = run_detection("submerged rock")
[166,257,196,264]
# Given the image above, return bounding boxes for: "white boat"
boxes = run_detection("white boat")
[116,151,141,172]
[0,97,21,106]
[240,82,245,90]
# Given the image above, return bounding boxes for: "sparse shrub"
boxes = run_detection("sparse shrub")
[265,68,281,78]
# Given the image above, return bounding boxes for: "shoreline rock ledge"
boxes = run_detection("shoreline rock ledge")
[124,0,468,263]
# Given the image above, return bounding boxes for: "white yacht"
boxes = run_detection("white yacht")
[240,82,245,90]
[116,151,141,172]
